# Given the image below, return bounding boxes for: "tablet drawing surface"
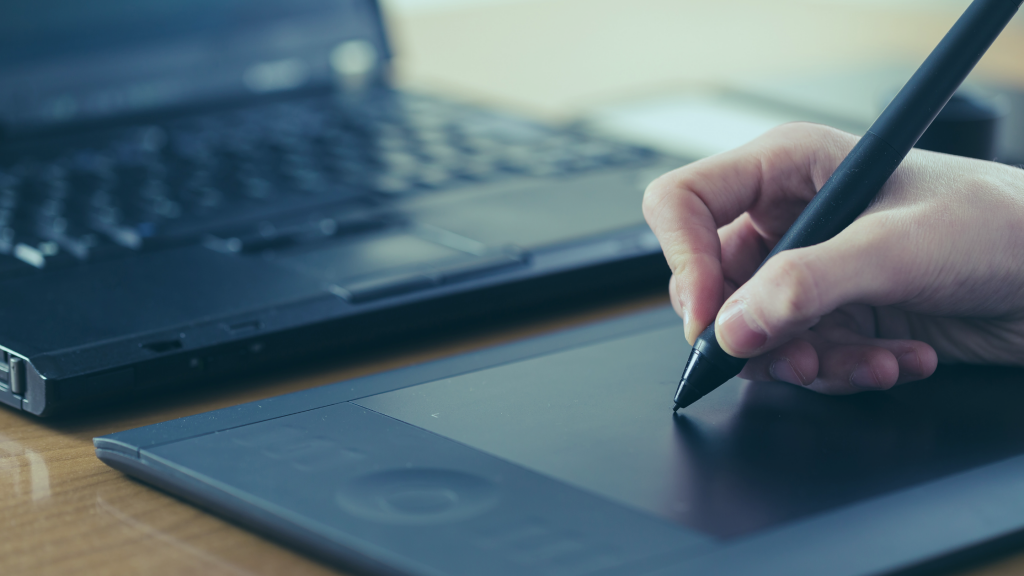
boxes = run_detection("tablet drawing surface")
[357,324,1024,539]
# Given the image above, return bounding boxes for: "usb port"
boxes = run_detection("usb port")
[8,356,24,395]
[0,351,8,384]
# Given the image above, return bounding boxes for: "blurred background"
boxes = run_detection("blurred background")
[379,0,1024,161]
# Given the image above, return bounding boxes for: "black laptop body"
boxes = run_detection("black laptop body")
[0,0,676,416]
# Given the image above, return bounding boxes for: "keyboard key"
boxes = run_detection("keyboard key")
[0,91,660,271]
[0,227,13,253]
[204,211,386,255]
[13,243,45,268]
[415,165,452,188]
[90,219,144,250]
[373,174,415,195]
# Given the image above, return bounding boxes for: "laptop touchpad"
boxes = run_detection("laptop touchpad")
[275,230,478,284]
[404,169,652,249]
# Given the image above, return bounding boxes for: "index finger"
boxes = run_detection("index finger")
[641,122,854,343]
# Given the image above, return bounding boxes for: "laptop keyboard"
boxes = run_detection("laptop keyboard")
[0,92,657,273]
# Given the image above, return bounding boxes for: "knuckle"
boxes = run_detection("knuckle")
[764,121,832,142]
[641,173,676,224]
[765,252,823,324]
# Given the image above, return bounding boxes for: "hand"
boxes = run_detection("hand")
[643,122,1024,395]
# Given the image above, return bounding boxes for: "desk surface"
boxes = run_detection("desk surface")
[3,1,1024,575]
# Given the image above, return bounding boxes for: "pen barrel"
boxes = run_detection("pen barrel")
[675,324,748,406]
[766,132,901,258]
[763,0,1021,261]
[871,0,1022,156]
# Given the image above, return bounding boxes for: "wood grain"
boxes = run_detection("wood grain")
[3,1,1024,574]
[0,292,668,576]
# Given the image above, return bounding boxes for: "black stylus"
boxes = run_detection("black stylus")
[673,0,1023,411]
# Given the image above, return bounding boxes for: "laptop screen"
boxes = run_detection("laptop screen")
[0,0,387,129]
[1,0,362,70]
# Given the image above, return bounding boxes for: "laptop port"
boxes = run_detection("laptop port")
[9,356,25,395]
[0,351,8,383]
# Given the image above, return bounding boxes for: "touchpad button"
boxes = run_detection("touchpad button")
[276,231,475,284]
[335,468,499,525]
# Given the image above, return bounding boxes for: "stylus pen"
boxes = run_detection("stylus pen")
[673,0,1023,411]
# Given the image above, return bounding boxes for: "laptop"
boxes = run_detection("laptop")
[0,0,678,416]
[96,306,1024,575]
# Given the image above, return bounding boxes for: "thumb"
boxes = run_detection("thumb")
[714,231,892,357]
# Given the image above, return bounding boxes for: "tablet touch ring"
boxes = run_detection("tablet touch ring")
[335,468,499,525]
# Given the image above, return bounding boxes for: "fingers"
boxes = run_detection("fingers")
[718,213,770,290]
[643,169,725,343]
[892,343,938,385]
[714,219,906,358]
[741,337,817,386]
[740,330,938,394]
[643,123,854,342]
[812,344,901,394]
[805,320,940,387]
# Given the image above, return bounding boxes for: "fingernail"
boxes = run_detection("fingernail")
[769,358,807,386]
[716,300,767,354]
[850,363,881,390]
[896,351,922,377]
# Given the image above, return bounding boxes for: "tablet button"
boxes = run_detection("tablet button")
[386,487,459,515]
[336,468,498,525]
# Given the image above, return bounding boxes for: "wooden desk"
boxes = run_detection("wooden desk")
[2,1,1024,575]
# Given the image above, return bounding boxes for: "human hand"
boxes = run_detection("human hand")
[643,122,1024,395]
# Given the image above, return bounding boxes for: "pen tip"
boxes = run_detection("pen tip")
[672,380,705,411]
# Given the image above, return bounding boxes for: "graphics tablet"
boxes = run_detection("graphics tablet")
[96,306,1024,575]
